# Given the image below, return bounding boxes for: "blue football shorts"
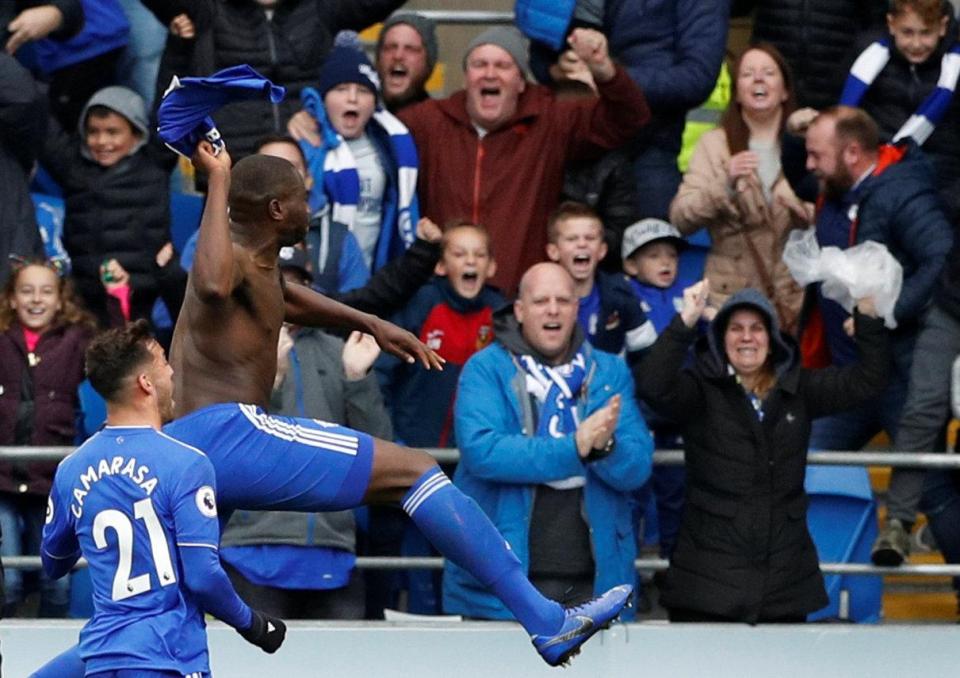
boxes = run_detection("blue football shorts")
[164,403,374,515]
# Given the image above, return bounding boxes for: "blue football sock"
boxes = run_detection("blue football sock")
[402,467,564,635]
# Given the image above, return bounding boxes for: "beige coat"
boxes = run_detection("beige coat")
[669,128,812,334]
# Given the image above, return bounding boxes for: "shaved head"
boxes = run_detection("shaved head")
[515,262,578,363]
[517,262,575,301]
[228,154,304,221]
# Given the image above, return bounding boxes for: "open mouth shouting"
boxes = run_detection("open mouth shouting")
[541,320,565,340]
[653,267,675,285]
[479,86,503,109]
[568,252,595,278]
[453,269,481,297]
[385,63,411,92]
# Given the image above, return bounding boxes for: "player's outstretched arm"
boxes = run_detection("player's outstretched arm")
[179,545,286,653]
[283,280,444,369]
[174,456,286,653]
[189,140,243,301]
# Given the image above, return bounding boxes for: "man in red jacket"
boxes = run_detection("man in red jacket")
[400,26,649,294]
[290,25,650,295]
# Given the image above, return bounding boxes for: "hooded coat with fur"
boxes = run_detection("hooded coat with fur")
[634,288,889,621]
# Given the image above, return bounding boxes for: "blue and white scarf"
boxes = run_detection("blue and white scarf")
[840,38,960,145]
[298,86,419,271]
[520,350,588,489]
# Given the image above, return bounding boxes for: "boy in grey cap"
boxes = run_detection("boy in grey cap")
[622,218,699,572]
[38,85,182,329]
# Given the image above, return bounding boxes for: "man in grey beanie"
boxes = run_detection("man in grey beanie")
[376,12,437,113]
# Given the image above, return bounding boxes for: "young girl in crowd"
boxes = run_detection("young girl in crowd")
[0,259,97,616]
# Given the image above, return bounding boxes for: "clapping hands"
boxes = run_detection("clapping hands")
[575,394,621,459]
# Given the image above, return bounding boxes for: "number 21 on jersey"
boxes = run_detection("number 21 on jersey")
[93,497,177,601]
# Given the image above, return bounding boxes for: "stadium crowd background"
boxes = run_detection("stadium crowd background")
[3,0,960,627]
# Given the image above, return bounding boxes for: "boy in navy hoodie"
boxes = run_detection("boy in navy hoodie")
[379,220,503,447]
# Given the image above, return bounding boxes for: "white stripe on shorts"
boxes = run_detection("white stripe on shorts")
[239,404,359,455]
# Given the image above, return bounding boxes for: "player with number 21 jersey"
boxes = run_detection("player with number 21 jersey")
[43,425,234,677]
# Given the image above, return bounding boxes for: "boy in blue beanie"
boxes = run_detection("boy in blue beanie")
[298,41,420,280]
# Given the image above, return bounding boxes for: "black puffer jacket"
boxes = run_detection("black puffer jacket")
[39,125,174,321]
[852,14,960,223]
[562,147,639,270]
[0,53,45,286]
[735,0,887,109]
[635,289,889,622]
[152,0,402,161]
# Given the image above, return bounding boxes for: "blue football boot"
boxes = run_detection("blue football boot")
[531,584,633,667]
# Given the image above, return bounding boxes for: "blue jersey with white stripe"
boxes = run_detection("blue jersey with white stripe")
[42,426,221,676]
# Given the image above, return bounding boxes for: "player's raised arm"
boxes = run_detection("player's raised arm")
[189,141,243,301]
[283,280,444,370]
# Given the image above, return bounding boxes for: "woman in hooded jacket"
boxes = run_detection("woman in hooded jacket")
[634,280,889,623]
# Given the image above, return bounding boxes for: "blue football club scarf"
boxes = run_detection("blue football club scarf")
[520,350,588,488]
[840,38,960,146]
[157,65,286,157]
[298,86,419,272]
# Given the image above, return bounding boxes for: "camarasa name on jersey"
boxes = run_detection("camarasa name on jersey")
[70,455,158,518]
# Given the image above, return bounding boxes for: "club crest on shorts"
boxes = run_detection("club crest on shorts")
[46,496,54,524]
[195,486,217,518]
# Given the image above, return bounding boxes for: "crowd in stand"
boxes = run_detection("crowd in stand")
[2,0,960,626]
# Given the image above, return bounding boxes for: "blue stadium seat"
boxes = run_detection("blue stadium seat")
[170,189,203,254]
[805,465,883,623]
[77,379,107,442]
[678,227,709,283]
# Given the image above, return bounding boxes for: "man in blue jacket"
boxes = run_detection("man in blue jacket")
[801,106,953,457]
[449,262,653,620]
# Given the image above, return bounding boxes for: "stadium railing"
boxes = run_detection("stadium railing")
[4,445,960,576]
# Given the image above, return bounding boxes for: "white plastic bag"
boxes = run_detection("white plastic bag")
[783,227,902,329]
[781,227,823,286]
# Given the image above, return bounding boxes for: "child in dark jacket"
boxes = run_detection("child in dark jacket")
[378,221,504,448]
[374,220,503,615]
[38,85,184,329]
